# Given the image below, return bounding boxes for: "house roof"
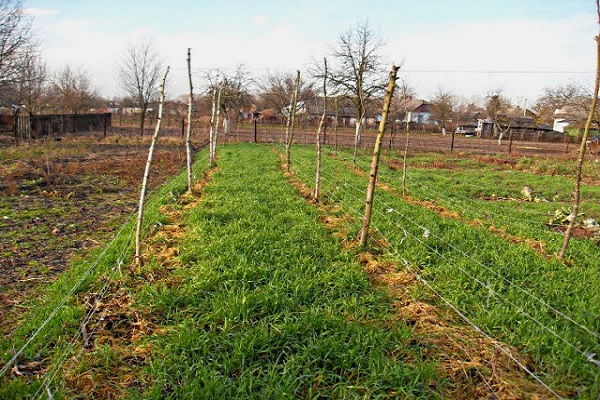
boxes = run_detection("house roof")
[398,97,432,113]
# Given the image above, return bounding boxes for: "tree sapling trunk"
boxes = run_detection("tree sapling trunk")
[186,48,194,192]
[360,65,400,247]
[135,66,169,267]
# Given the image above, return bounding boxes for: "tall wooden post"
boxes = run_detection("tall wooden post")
[285,70,300,173]
[186,48,194,192]
[360,65,400,247]
[314,58,327,201]
[135,66,170,266]
[559,33,600,260]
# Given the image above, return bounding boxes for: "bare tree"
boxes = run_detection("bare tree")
[484,90,519,144]
[0,0,32,86]
[206,65,253,136]
[430,87,455,134]
[535,83,600,130]
[258,71,315,124]
[49,65,99,114]
[430,87,456,150]
[319,21,385,163]
[117,41,163,136]
[0,43,47,141]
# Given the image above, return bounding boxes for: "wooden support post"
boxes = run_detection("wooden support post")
[360,65,400,247]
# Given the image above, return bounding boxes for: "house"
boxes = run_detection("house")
[455,111,483,135]
[552,105,588,133]
[477,113,556,140]
[400,98,433,125]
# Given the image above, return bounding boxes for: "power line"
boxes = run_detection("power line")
[403,69,593,74]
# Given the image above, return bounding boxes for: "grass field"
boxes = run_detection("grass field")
[0,141,598,399]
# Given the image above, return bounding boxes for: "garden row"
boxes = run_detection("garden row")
[0,143,598,398]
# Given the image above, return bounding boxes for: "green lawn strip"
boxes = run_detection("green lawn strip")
[136,144,441,399]
[344,147,600,270]
[352,148,600,252]
[289,145,599,399]
[0,150,210,398]
[390,162,600,260]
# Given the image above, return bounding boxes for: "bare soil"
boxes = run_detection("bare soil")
[0,132,195,336]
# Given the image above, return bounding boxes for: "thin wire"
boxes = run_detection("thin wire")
[336,150,599,340]
[402,259,565,399]
[289,147,565,397]
[0,224,126,378]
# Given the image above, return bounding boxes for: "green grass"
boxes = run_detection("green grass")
[0,144,444,399]
[289,144,600,399]
[0,149,212,398]
[134,144,440,398]
[3,142,598,398]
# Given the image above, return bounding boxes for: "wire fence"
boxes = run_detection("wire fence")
[2,135,598,397]
[287,144,599,398]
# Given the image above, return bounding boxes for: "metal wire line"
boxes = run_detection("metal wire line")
[323,151,599,340]
[292,150,599,375]
[368,194,598,355]
[291,152,563,398]
[0,157,192,380]
[364,201,571,398]
[0,222,128,379]
[403,173,554,219]
[33,259,125,399]
[401,258,566,399]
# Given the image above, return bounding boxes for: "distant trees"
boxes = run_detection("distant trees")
[206,65,253,135]
[49,65,99,113]
[320,21,386,151]
[117,41,163,136]
[0,45,46,117]
[484,90,520,143]
[430,87,455,135]
[535,83,600,130]
[0,0,32,87]
[258,71,315,122]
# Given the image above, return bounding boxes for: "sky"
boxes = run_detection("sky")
[24,0,599,108]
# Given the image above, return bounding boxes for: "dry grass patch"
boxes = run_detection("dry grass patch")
[358,252,559,400]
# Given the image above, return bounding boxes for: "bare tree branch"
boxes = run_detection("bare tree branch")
[117,40,163,136]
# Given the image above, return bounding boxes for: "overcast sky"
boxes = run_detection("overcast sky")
[25,0,598,107]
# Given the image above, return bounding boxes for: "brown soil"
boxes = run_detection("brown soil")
[0,133,197,336]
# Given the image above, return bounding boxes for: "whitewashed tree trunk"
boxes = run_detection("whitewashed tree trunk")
[135,66,170,266]
[360,65,399,247]
[211,84,223,165]
[314,58,327,201]
[208,83,217,166]
[223,115,231,136]
[334,96,339,154]
[186,48,193,192]
[285,70,301,172]
[402,100,410,198]
[353,116,364,168]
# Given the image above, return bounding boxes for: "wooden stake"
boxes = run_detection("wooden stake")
[558,34,600,260]
[360,65,400,247]
[285,70,300,173]
[314,58,327,201]
[135,66,170,267]
[186,48,194,193]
